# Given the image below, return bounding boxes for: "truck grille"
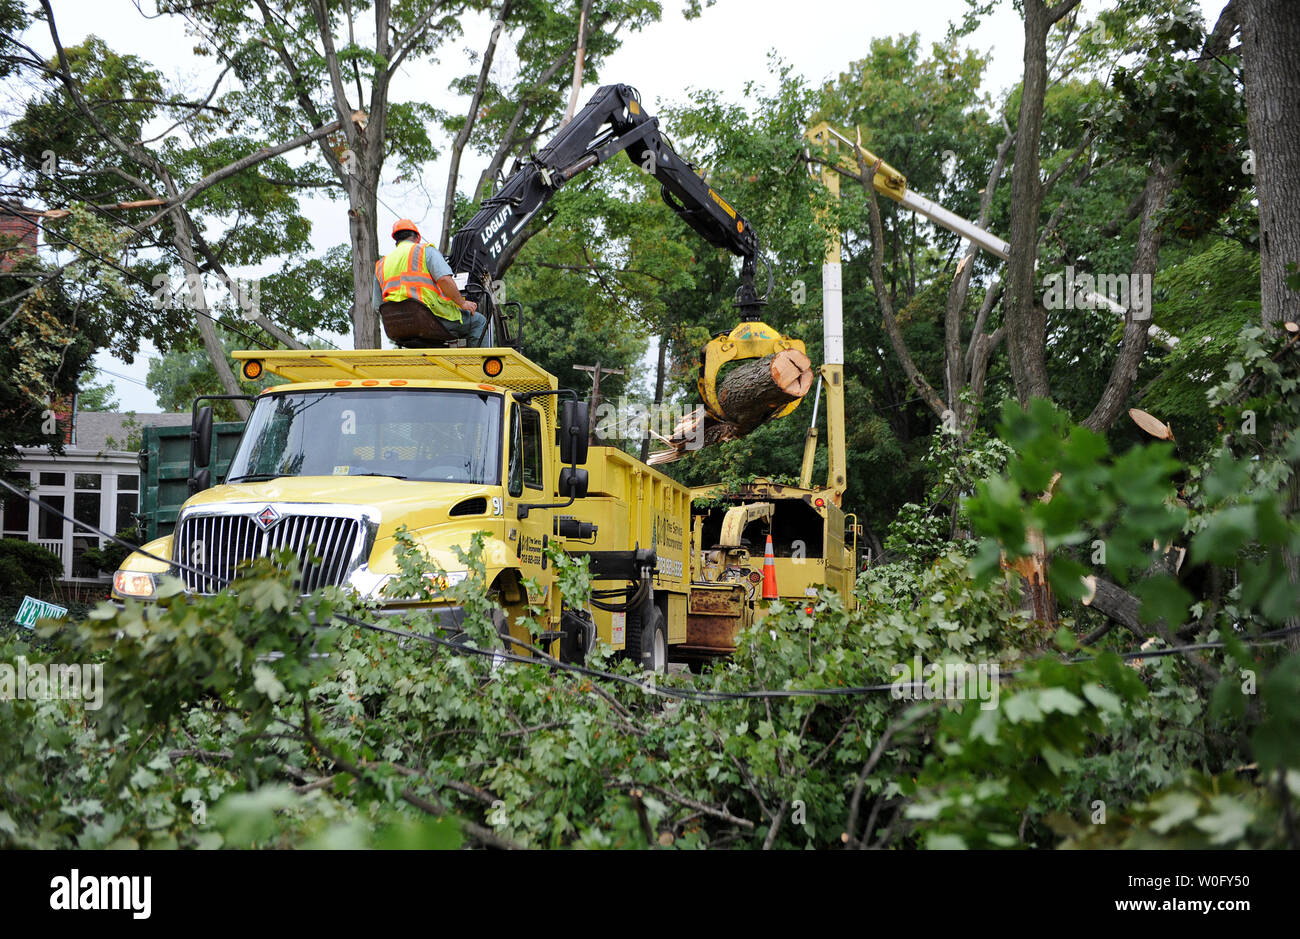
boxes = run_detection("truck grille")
[176,511,363,595]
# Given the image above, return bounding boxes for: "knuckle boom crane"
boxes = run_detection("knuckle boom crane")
[445,82,771,328]
[436,83,812,447]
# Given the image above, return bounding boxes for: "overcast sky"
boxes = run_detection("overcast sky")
[19,0,1223,411]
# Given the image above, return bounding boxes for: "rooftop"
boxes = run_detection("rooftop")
[71,411,190,452]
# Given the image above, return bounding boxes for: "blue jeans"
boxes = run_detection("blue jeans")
[444,310,492,347]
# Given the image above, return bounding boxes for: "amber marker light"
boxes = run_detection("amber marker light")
[483,357,504,378]
[241,359,263,380]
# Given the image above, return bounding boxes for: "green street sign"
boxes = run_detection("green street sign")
[14,596,69,629]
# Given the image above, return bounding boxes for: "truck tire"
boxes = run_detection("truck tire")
[626,602,667,673]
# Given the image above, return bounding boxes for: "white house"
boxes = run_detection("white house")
[4,411,190,583]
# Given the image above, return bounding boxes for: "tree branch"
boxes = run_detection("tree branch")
[440,0,514,252]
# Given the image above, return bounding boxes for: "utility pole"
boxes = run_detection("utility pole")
[573,361,623,443]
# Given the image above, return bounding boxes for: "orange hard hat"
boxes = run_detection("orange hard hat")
[392,218,420,240]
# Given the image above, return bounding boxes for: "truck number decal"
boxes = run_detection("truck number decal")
[492,497,503,516]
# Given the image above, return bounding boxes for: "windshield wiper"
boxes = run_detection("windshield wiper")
[225,473,284,483]
[347,472,408,480]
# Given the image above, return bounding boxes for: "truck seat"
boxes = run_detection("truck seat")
[379,298,465,348]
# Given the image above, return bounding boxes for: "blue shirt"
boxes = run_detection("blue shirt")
[373,242,454,308]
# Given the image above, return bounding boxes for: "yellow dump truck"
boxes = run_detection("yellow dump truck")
[112,348,693,669]
[111,340,855,670]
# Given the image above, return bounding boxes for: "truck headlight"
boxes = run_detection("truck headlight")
[427,570,468,592]
[113,571,157,598]
[369,570,468,600]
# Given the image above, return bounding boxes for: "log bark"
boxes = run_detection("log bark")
[647,349,812,463]
[1242,0,1300,649]
[714,349,813,429]
[1242,0,1300,338]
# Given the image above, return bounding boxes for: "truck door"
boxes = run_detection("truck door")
[506,400,554,634]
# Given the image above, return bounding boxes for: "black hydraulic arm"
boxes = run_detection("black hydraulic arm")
[447,83,767,322]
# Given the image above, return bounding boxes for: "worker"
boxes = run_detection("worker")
[373,219,491,347]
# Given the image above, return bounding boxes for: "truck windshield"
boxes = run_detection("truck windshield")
[226,389,502,484]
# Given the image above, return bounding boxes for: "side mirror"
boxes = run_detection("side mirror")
[559,467,588,499]
[559,400,589,465]
[191,406,214,469]
[188,467,211,495]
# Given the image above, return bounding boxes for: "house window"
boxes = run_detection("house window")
[2,472,29,540]
[71,536,100,578]
[116,491,138,531]
[37,496,64,540]
[39,472,64,487]
[74,491,100,529]
[75,473,101,490]
[116,473,139,531]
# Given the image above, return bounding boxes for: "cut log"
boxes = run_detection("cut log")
[714,349,813,429]
[647,349,813,464]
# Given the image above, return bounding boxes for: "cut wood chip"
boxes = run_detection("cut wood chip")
[1128,407,1174,441]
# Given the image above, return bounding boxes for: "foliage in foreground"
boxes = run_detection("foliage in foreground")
[0,326,1297,849]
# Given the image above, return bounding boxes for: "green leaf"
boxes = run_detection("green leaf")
[1149,791,1201,834]
[969,707,999,745]
[1037,688,1084,715]
[925,833,967,849]
[1133,575,1192,627]
[1004,693,1044,724]
[1192,796,1253,845]
[1081,683,1122,714]
[252,664,286,702]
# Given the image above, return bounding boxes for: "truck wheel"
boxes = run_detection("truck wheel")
[627,603,667,673]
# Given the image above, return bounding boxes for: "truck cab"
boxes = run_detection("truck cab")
[112,348,686,668]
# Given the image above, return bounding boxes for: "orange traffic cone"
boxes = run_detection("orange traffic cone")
[761,533,779,599]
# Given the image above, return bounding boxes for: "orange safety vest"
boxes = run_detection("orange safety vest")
[374,241,463,322]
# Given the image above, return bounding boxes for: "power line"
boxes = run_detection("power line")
[0,151,341,351]
[0,202,273,350]
[93,365,151,389]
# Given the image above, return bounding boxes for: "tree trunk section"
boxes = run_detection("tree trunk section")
[715,349,813,429]
[168,211,251,420]
[648,349,812,462]
[1243,0,1300,338]
[440,2,513,253]
[1242,0,1300,648]
[349,179,381,349]
[1003,0,1053,404]
[641,330,669,463]
[1082,165,1174,431]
